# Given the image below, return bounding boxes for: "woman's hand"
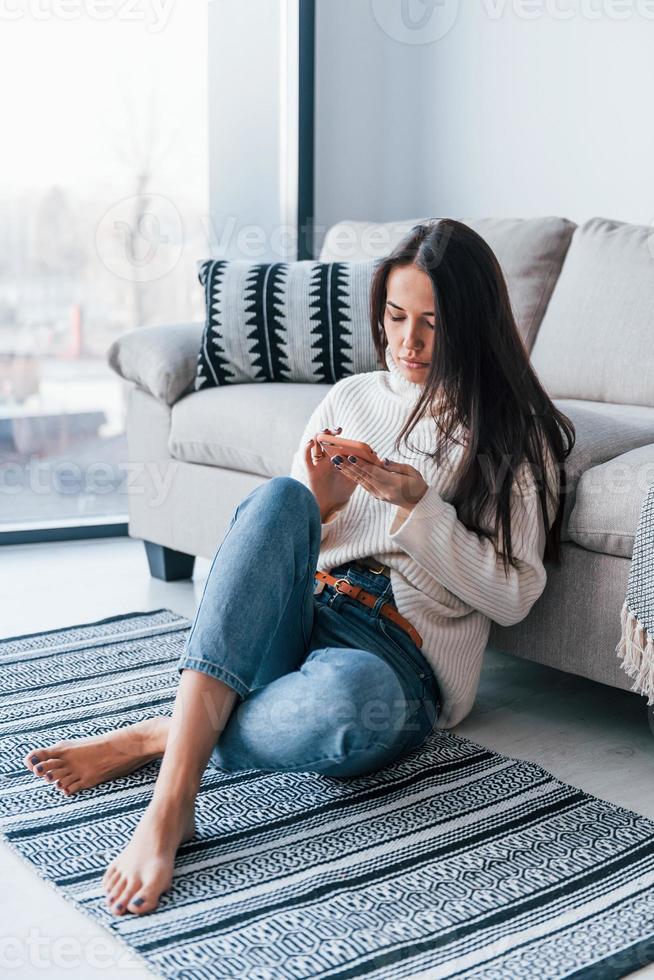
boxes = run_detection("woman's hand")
[303,427,358,521]
[332,455,428,515]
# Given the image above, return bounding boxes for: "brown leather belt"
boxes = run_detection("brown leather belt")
[314,568,423,649]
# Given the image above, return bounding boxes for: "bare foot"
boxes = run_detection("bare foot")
[102,791,196,916]
[23,717,169,796]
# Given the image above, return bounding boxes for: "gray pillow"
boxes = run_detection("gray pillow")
[530,217,654,405]
[195,258,379,389]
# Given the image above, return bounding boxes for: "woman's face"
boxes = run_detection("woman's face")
[383,263,435,383]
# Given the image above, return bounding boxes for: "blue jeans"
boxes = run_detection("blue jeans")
[177,477,441,778]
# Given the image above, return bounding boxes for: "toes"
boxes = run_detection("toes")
[24,747,69,777]
[120,879,145,914]
[107,875,127,910]
[54,772,78,794]
[103,863,119,891]
[24,749,46,773]
[126,891,158,915]
[62,779,83,796]
[111,878,140,916]
[36,759,67,781]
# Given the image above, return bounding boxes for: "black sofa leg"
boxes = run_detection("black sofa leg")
[144,541,196,582]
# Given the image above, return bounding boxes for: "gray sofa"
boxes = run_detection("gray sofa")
[107,215,654,701]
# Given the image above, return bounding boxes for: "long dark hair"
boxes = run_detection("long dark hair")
[370,218,575,572]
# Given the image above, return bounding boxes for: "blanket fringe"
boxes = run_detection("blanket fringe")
[616,600,654,705]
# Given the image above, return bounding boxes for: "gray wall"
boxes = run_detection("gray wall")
[314,0,654,240]
[208,0,286,262]
[208,1,654,258]
[314,0,426,253]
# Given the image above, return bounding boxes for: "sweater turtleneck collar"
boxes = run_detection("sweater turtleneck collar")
[381,346,455,426]
[383,345,427,400]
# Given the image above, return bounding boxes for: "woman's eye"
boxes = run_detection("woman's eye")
[388,315,404,322]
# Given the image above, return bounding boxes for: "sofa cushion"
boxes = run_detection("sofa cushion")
[194,258,378,390]
[554,399,654,540]
[106,322,204,406]
[168,382,330,477]
[169,387,654,525]
[530,217,654,406]
[319,216,576,352]
[567,442,654,559]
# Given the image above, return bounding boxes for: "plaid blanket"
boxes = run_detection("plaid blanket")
[616,482,654,702]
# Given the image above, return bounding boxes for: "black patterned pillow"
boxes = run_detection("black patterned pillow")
[194,259,379,389]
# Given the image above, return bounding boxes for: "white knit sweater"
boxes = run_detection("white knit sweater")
[290,346,559,728]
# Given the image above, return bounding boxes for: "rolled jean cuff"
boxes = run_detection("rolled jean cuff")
[176,655,250,700]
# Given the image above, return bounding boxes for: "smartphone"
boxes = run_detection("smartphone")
[317,435,382,465]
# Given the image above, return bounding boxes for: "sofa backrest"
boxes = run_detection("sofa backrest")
[319,216,576,353]
[530,217,654,407]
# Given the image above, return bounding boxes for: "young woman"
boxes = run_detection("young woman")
[23,219,574,917]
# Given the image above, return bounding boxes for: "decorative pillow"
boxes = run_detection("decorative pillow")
[194,259,379,389]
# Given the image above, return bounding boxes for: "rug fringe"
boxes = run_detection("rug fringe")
[616,600,654,705]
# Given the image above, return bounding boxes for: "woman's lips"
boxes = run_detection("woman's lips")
[401,358,428,369]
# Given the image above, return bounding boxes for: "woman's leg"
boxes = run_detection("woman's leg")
[100,668,238,916]
[209,557,438,778]
[27,477,324,915]
[99,478,328,914]
[24,476,322,794]
[212,644,432,778]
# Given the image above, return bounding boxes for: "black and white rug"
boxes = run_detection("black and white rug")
[2,608,654,980]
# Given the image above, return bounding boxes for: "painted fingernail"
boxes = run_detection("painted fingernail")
[30,755,39,764]
[36,764,43,773]
[132,897,145,907]
[348,456,357,463]
[115,903,123,911]
[46,773,52,781]
[332,456,343,465]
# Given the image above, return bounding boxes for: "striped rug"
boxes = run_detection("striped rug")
[2,608,654,979]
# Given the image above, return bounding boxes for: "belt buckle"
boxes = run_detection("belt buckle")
[362,559,387,575]
[326,576,352,608]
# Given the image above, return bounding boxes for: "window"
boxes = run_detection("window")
[0,5,209,532]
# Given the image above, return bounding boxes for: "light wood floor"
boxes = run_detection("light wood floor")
[1,537,653,978]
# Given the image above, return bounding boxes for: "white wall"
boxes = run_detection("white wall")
[315,0,654,236]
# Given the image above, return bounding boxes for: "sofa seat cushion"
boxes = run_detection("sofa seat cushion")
[169,388,654,548]
[168,382,330,477]
[567,442,654,559]
[554,399,654,542]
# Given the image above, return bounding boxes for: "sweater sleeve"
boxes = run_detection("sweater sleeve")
[388,447,559,627]
[288,385,348,542]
